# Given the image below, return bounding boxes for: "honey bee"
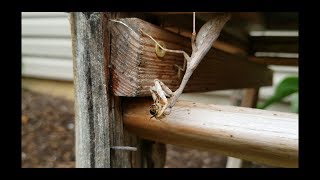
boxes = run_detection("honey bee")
[149,79,173,120]
[149,104,160,119]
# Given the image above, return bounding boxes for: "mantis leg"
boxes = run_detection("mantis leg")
[154,79,168,103]
[150,86,158,103]
[174,55,189,79]
[155,79,173,97]
[153,79,171,118]
[154,79,174,116]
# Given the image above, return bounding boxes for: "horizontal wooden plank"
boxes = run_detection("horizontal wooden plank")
[22,12,68,18]
[123,98,298,168]
[181,64,298,104]
[250,36,298,54]
[150,13,250,52]
[22,38,72,58]
[148,12,258,41]
[249,56,298,66]
[22,18,71,37]
[110,18,272,96]
[165,27,247,56]
[22,57,73,81]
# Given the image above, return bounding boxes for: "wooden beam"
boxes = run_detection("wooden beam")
[105,12,167,168]
[249,56,298,66]
[250,36,298,54]
[164,27,247,56]
[148,12,260,41]
[150,13,250,52]
[122,98,298,168]
[110,18,273,96]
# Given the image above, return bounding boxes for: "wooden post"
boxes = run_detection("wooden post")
[71,12,166,168]
[71,12,111,168]
[241,88,260,107]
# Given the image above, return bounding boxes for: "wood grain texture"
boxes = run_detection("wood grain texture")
[105,12,166,168]
[123,98,298,168]
[226,88,260,168]
[110,18,273,96]
[226,89,244,168]
[105,12,131,168]
[71,12,110,168]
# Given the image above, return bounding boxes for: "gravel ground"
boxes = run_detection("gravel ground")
[21,89,229,168]
[22,89,75,168]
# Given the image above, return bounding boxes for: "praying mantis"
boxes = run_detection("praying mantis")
[148,13,230,119]
[110,12,230,120]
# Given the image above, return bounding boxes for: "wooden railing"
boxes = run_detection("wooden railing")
[70,12,298,168]
[123,98,298,168]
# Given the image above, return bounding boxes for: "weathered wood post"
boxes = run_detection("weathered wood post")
[70,12,111,168]
[70,12,166,168]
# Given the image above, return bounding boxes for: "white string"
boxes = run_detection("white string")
[193,12,196,34]
[109,19,139,36]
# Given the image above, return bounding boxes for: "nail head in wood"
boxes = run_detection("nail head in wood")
[111,146,138,151]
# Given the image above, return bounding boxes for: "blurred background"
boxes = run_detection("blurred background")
[21,12,298,168]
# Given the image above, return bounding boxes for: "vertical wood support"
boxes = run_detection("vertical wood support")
[226,88,260,168]
[241,88,259,107]
[71,12,166,168]
[71,12,111,168]
[105,12,131,168]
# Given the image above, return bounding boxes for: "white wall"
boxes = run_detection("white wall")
[22,12,73,81]
[21,12,298,112]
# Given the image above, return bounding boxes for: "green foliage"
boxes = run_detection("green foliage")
[257,76,298,113]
